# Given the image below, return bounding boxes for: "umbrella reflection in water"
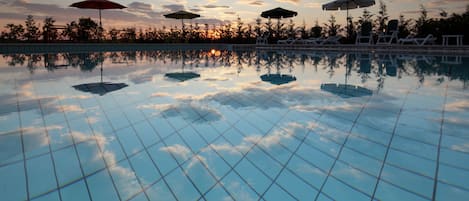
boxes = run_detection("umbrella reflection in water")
[72,57,128,96]
[260,74,296,85]
[164,51,200,82]
[321,54,373,98]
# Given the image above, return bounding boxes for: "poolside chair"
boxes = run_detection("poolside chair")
[319,35,341,45]
[398,34,436,46]
[277,37,297,44]
[376,19,399,44]
[298,37,323,45]
[356,21,373,45]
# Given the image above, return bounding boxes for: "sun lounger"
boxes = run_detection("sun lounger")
[398,34,436,46]
[356,21,373,45]
[319,36,341,45]
[376,19,398,44]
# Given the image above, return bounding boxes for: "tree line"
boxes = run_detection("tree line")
[1,2,468,44]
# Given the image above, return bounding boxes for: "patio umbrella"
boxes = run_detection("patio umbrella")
[322,0,375,37]
[72,61,128,96]
[320,83,372,98]
[261,7,297,37]
[164,10,201,32]
[70,0,126,37]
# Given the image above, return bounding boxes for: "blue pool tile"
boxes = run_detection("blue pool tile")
[128,191,149,201]
[0,162,27,201]
[146,142,179,176]
[26,154,57,197]
[235,158,272,194]
[394,123,439,145]
[133,121,161,148]
[339,147,382,177]
[53,146,83,186]
[386,149,436,178]
[246,146,282,178]
[345,136,387,160]
[148,116,176,139]
[105,109,131,131]
[390,136,438,161]
[146,180,176,201]
[116,127,144,156]
[109,159,142,200]
[23,128,50,159]
[0,112,20,134]
[286,155,327,189]
[437,163,469,190]
[204,184,234,201]
[331,161,377,196]
[165,168,202,201]
[76,141,106,175]
[129,151,161,187]
[178,126,208,152]
[263,183,296,201]
[374,180,429,201]
[276,168,319,200]
[441,135,469,153]
[60,180,90,201]
[435,182,469,201]
[181,156,217,193]
[351,123,391,145]
[31,190,60,201]
[86,169,120,201]
[322,176,371,201]
[439,147,469,170]
[221,171,260,201]
[0,132,23,166]
[296,143,335,173]
[381,164,433,199]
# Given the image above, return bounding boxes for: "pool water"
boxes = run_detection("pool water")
[0,50,468,201]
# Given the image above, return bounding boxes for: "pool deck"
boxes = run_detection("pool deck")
[1,43,469,55]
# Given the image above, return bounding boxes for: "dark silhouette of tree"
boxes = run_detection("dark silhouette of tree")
[311,20,323,38]
[43,17,58,41]
[78,18,99,41]
[324,15,341,37]
[375,0,389,33]
[3,23,24,40]
[25,15,40,41]
[398,14,412,38]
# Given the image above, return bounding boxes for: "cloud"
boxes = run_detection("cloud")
[159,103,223,123]
[224,11,237,15]
[276,0,300,4]
[445,100,469,112]
[128,2,153,12]
[162,4,185,12]
[202,5,229,9]
[160,144,191,160]
[190,8,203,12]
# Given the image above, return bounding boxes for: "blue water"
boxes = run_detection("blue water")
[0,50,468,201]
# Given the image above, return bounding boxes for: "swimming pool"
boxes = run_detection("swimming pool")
[0,50,468,201]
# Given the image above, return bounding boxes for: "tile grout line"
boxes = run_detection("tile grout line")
[370,89,412,200]
[314,94,375,201]
[432,84,448,201]
[14,79,30,201]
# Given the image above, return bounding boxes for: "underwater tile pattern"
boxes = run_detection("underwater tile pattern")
[0,50,468,201]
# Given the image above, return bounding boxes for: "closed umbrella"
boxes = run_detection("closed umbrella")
[70,0,126,39]
[322,0,375,37]
[261,7,297,38]
[164,10,201,33]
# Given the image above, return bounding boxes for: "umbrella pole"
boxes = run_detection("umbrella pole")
[99,9,102,41]
[100,62,103,83]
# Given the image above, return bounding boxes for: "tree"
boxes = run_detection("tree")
[235,16,245,40]
[25,15,40,41]
[324,15,341,37]
[415,4,428,36]
[310,20,323,38]
[375,0,389,33]
[4,23,24,41]
[43,17,58,41]
[398,14,412,38]
[78,17,99,41]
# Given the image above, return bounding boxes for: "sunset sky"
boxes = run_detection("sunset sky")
[0,0,467,30]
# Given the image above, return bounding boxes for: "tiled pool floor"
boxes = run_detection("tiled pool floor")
[0,50,468,201]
